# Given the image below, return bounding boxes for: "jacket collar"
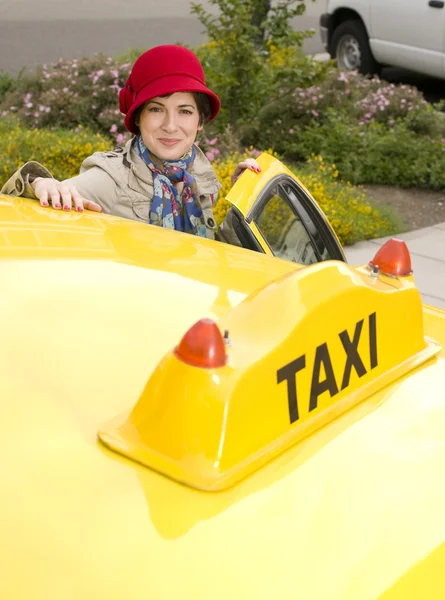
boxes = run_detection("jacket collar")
[122,138,221,195]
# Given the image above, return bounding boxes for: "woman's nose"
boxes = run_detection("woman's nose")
[162,111,178,132]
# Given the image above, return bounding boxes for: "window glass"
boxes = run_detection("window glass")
[254,189,318,265]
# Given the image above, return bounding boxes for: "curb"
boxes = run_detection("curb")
[313,52,330,63]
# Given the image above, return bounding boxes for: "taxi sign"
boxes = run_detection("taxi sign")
[99,261,441,491]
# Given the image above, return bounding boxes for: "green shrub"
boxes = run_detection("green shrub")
[294,119,445,190]
[0,117,111,187]
[0,55,131,143]
[244,67,445,152]
[240,66,445,190]
[192,0,326,134]
[0,71,17,104]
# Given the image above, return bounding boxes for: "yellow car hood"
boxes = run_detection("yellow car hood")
[2,196,445,599]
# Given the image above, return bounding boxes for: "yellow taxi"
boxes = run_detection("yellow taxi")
[1,153,445,599]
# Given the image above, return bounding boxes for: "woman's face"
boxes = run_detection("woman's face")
[137,92,202,160]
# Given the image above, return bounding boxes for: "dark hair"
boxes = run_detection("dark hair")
[133,92,212,130]
[193,92,212,125]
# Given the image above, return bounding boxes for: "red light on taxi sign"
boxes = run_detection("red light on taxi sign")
[175,318,227,368]
[369,238,413,277]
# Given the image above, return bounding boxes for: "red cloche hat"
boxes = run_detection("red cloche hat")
[119,45,221,134]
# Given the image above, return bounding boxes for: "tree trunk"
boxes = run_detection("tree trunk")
[250,0,271,47]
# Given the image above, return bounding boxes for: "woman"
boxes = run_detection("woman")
[2,45,260,240]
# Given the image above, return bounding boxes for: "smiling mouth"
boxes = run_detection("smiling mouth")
[158,138,181,147]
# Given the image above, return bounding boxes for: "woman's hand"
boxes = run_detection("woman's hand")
[231,158,262,186]
[32,178,102,213]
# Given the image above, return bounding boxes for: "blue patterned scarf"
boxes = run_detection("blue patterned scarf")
[136,135,207,238]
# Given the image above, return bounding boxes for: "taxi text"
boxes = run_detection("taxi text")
[277,312,378,423]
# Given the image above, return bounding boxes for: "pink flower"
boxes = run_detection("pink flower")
[116,133,125,145]
[311,110,319,118]
[288,128,295,134]
[205,150,215,162]
[208,137,218,145]
[110,124,118,133]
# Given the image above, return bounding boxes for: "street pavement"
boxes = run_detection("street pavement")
[0,0,325,75]
[344,225,445,310]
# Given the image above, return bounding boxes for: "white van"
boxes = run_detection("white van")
[320,0,445,79]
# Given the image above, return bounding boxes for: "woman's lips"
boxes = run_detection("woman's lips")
[158,138,181,147]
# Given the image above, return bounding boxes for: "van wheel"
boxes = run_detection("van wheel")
[331,19,380,76]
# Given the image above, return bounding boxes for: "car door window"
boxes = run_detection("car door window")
[222,157,346,264]
[254,187,319,265]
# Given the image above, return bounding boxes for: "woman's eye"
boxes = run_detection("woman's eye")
[180,109,193,115]
[148,107,162,112]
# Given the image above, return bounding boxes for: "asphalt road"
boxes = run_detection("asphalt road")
[0,0,325,75]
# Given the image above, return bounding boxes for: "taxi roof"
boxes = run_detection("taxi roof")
[2,195,445,599]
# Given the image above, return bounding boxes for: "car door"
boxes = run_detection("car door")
[221,154,346,265]
[369,0,445,78]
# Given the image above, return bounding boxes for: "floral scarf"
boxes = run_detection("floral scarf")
[136,135,207,237]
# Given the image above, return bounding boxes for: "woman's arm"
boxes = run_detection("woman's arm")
[2,158,121,214]
[1,160,108,213]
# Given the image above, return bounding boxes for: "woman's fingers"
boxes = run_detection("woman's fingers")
[59,183,73,211]
[70,187,85,212]
[38,188,50,208]
[239,158,262,173]
[33,178,102,213]
[82,199,103,213]
[231,158,262,185]
[48,182,63,209]
[70,189,102,213]
[67,184,102,213]
[34,178,61,209]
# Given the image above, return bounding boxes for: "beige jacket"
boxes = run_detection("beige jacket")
[1,139,222,239]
